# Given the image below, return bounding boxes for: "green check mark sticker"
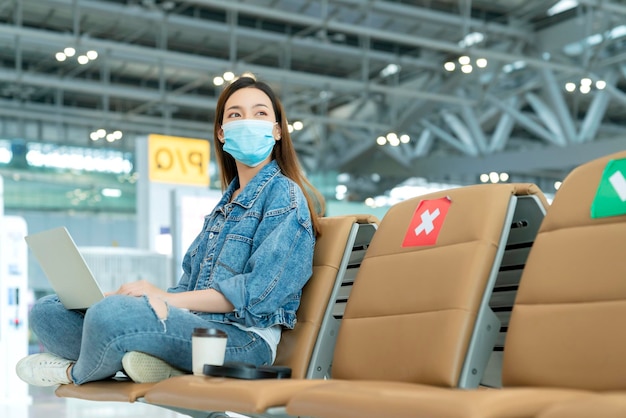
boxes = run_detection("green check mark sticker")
[591,158,626,219]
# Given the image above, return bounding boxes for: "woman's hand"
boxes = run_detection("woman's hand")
[107,279,166,300]
[106,280,170,319]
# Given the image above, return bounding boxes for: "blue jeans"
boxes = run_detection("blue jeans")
[29,294,272,384]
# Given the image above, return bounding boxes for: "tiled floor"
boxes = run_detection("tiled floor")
[2,385,188,418]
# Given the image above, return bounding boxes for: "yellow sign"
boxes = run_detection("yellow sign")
[148,134,210,186]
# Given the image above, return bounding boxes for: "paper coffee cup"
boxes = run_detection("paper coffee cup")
[192,327,228,376]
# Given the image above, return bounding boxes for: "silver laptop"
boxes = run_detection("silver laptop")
[25,227,105,310]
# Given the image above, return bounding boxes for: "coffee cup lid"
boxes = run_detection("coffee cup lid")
[193,327,227,338]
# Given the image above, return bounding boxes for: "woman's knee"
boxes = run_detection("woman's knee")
[83,295,154,333]
[29,294,79,342]
[30,294,63,320]
[83,295,124,331]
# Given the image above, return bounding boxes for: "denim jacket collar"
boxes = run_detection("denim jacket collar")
[223,160,281,209]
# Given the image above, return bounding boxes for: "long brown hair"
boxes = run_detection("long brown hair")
[213,75,325,236]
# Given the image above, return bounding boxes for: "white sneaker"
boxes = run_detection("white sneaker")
[122,351,185,383]
[16,353,73,387]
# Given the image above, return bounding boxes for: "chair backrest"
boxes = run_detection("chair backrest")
[330,183,547,388]
[480,188,548,387]
[305,214,378,379]
[502,151,626,391]
[274,215,378,379]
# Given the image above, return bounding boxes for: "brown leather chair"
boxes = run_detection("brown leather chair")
[55,214,377,403]
[287,150,626,418]
[537,394,626,418]
[143,183,547,416]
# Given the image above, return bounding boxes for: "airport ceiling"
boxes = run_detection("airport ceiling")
[1,0,626,202]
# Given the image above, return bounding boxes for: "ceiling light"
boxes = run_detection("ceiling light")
[610,24,626,39]
[445,57,488,74]
[566,78,606,93]
[0,142,11,164]
[337,173,351,183]
[292,121,304,130]
[91,128,123,142]
[335,185,348,201]
[101,188,122,198]
[459,32,485,48]
[380,63,400,77]
[503,61,527,73]
[213,76,225,86]
[547,0,578,16]
[223,71,235,81]
[378,132,410,146]
[386,133,400,146]
[56,47,98,64]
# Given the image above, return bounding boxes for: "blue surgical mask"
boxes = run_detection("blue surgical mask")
[222,120,277,167]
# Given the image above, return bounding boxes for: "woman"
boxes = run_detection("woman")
[16,74,325,386]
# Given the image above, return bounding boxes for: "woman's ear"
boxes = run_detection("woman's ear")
[273,123,282,141]
[217,127,225,143]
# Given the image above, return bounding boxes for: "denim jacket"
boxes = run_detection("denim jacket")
[168,160,315,329]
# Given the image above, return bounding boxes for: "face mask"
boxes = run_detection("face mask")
[222,120,277,167]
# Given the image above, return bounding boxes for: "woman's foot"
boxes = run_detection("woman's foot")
[122,351,185,383]
[16,353,73,386]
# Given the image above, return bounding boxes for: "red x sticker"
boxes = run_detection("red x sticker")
[402,197,451,247]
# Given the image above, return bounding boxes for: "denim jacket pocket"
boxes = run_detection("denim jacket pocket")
[213,234,253,277]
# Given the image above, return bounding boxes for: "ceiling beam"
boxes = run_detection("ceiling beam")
[0,24,472,106]
[360,137,626,179]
